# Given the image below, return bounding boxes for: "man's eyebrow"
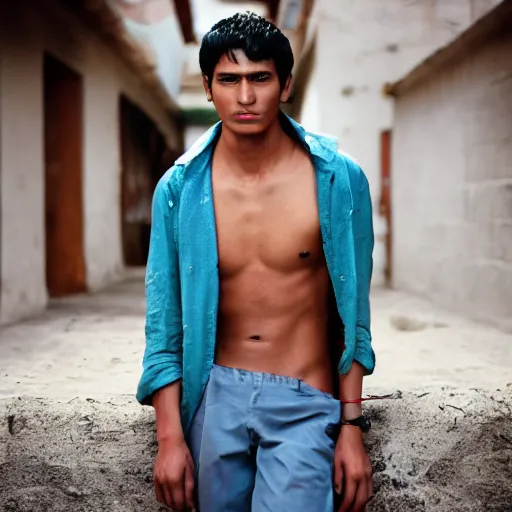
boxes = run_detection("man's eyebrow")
[216,71,272,77]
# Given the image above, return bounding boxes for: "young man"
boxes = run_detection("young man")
[137,12,375,512]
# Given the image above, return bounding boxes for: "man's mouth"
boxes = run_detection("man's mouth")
[234,112,259,121]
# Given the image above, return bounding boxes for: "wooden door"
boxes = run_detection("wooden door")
[379,130,392,285]
[44,54,86,297]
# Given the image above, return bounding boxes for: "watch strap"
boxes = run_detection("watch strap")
[341,415,371,433]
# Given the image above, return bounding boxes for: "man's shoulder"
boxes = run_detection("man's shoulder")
[156,123,221,200]
[303,128,362,170]
[305,129,365,181]
[335,149,366,185]
[156,164,186,200]
[336,148,362,171]
[304,129,370,200]
[175,123,221,167]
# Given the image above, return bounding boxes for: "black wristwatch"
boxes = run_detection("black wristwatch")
[341,415,371,433]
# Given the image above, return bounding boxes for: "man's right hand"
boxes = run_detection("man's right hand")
[153,437,196,511]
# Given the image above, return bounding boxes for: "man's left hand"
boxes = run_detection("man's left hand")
[333,425,373,512]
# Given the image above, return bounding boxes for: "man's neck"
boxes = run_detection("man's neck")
[214,116,295,177]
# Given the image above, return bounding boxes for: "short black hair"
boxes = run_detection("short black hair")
[199,12,294,90]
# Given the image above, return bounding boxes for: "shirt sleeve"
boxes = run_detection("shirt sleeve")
[353,169,376,374]
[136,173,183,405]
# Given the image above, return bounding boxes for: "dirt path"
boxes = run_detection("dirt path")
[1,271,511,511]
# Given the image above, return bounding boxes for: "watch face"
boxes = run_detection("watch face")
[360,416,372,433]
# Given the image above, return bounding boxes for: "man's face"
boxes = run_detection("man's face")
[204,49,292,135]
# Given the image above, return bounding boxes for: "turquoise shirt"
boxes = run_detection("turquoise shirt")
[136,114,376,435]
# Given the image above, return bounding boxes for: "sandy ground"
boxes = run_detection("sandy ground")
[1,268,512,511]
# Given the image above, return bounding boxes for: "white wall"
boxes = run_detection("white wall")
[298,0,501,286]
[190,0,267,38]
[82,61,124,292]
[179,89,210,109]
[112,0,187,98]
[0,25,47,322]
[392,29,512,332]
[184,125,211,151]
[0,2,181,323]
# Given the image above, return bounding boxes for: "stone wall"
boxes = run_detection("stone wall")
[391,28,512,332]
[297,0,502,286]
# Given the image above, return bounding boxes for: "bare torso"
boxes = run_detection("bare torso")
[212,137,333,394]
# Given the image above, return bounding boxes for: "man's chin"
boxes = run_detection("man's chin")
[225,120,268,136]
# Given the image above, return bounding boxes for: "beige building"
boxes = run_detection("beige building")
[0,0,186,324]
[387,0,512,332]
[110,0,195,97]
[290,0,502,286]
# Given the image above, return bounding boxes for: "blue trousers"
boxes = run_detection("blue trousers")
[188,364,341,512]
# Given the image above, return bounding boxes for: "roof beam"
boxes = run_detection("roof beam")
[173,0,195,43]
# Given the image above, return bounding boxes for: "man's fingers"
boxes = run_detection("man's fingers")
[154,480,164,505]
[339,478,356,512]
[163,483,174,510]
[185,461,196,510]
[352,480,368,512]
[171,475,185,512]
[333,459,344,495]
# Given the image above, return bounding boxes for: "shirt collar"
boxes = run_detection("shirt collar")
[175,111,338,168]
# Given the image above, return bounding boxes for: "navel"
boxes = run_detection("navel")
[299,251,310,259]
[248,335,261,341]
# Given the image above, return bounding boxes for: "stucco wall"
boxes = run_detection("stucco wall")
[191,0,267,38]
[0,1,181,323]
[184,125,211,151]
[111,0,187,98]
[391,29,512,332]
[298,0,502,286]
[0,18,47,322]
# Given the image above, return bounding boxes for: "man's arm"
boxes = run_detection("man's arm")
[333,165,374,512]
[153,380,195,511]
[137,173,183,407]
[136,173,195,511]
[153,381,183,442]
[352,170,375,374]
[334,362,371,512]
[338,362,363,420]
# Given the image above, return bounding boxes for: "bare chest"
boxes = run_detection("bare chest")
[212,159,323,275]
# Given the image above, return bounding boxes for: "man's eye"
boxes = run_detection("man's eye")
[253,74,270,82]
[219,77,238,83]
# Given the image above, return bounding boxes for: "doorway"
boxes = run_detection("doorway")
[119,96,174,266]
[379,129,392,286]
[44,54,86,297]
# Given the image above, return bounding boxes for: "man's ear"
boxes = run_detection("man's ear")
[280,74,293,103]
[202,75,213,102]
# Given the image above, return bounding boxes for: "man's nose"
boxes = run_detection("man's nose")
[238,79,256,105]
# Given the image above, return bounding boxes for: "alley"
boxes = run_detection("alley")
[0,269,147,401]
[1,273,511,511]
[1,1,511,511]
[1,270,511,400]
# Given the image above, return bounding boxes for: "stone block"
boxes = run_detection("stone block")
[463,261,512,321]
[465,183,512,223]
[494,222,512,263]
